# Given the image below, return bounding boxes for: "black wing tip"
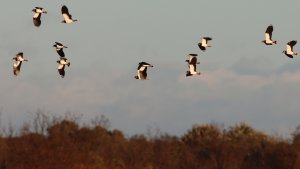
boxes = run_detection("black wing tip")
[265,24,274,32]
[61,5,68,12]
[55,42,63,45]
[203,37,212,40]
[198,44,206,51]
[33,18,41,27]
[287,40,297,46]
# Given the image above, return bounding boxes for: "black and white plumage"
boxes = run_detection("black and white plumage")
[32,7,47,27]
[53,42,68,58]
[61,5,77,24]
[198,37,212,51]
[134,62,154,80]
[283,40,297,58]
[57,57,70,78]
[262,25,277,45]
[13,52,28,76]
[186,54,200,77]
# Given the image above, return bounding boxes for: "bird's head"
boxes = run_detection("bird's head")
[32,9,36,12]
[134,76,139,79]
[61,20,66,23]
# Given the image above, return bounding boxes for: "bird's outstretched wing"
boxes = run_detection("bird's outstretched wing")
[57,49,65,57]
[58,64,65,78]
[198,43,206,51]
[288,40,297,47]
[140,67,148,79]
[265,25,273,39]
[33,17,41,27]
[61,5,73,20]
[13,62,22,76]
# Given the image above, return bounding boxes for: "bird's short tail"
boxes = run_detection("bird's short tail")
[274,41,277,44]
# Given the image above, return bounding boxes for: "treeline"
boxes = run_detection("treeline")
[0,112,299,169]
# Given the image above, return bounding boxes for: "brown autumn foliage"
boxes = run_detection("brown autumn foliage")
[0,112,299,169]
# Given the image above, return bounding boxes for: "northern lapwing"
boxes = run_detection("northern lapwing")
[186,54,200,77]
[53,42,68,58]
[198,37,212,51]
[57,57,71,78]
[32,7,47,27]
[262,24,277,45]
[61,5,77,24]
[283,40,297,58]
[134,62,153,80]
[57,57,70,78]
[13,52,28,76]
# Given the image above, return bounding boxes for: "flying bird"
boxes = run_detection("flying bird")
[53,42,68,57]
[186,54,201,77]
[283,40,297,58]
[61,5,77,24]
[198,37,212,51]
[262,24,277,45]
[13,52,28,76]
[57,57,71,78]
[32,7,47,27]
[134,62,154,80]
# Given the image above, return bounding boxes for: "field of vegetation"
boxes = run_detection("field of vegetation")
[0,112,299,169]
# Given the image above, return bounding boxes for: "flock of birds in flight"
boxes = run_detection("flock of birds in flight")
[13,6,298,79]
[13,5,76,78]
[182,25,297,79]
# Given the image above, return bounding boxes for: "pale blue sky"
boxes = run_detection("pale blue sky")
[1,0,300,136]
